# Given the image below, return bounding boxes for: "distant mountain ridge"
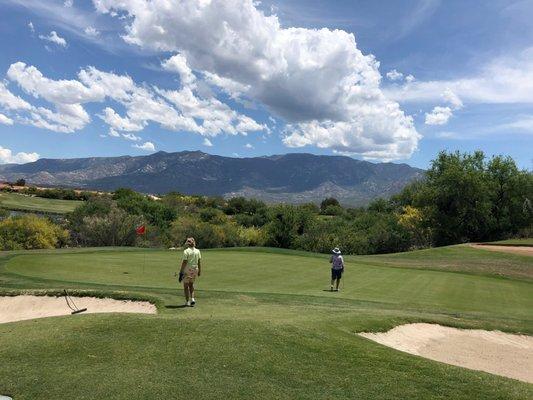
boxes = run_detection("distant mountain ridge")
[0,151,424,205]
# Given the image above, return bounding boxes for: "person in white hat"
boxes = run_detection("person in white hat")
[329,247,344,291]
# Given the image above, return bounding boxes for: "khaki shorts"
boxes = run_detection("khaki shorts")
[183,266,198,284]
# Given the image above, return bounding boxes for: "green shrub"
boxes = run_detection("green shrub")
[170,216,244,248]
[238,226,266,247]
[69,197,140,246]
[0,214,68,250]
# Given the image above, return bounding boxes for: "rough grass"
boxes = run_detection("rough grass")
[0,192,83,214]
[0,246,532,399]
[357,245,533,280]
[486,238,533,246]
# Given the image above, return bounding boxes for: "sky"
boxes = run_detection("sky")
[0,0,532,169]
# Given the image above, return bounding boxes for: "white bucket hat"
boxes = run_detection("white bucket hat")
[332,247,341,255]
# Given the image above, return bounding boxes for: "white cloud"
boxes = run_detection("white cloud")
[8,62,103,104]
[244,143,254,149]
[108,128,120,137]
[133,141,155,151]
[161,53,196,86]
[0,82,32,111]
[122,132,141,141]
[202,138,213,147]
[0,113,13,125]
[203,71,250,99]
[497,116,533,133]
[387,47,533,105]
[425,106,453,125]
[99,107,144,131]
[92,0,420,160]
[386,69,403,81]
[0,146,39,164]
[38,31,67,47]
[28,21,35,33]
[64,0,73,7]
[84,26,100,37]
[29,104,90,133]
[442,88,463,109]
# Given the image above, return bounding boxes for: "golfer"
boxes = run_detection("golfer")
[178,237,202,307]
[330,247,344,291]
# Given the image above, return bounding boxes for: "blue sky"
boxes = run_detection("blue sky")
[0,0,532,169]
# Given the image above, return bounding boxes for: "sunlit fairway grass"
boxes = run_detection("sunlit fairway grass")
[0,246,532,399]
[0,192,83,214]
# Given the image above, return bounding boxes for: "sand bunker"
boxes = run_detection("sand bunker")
[0,295,157,324]
[359,323,533,383]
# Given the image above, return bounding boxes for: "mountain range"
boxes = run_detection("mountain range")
[0,151,424,206]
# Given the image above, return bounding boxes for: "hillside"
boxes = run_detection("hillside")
[0,151,423,205]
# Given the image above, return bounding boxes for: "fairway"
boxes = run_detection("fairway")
[0,192,83,214]
[1,246,532,399]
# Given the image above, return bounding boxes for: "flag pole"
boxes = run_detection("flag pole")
[136,224,147,275]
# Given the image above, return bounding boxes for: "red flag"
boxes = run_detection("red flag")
[135,225,146,235]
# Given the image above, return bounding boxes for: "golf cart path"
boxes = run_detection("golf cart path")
[360,323,533,383]
[0,295,156,324]
[469,243,533,256]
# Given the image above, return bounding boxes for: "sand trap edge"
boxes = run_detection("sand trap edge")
[358,323,533,384]
[0,294,157,325]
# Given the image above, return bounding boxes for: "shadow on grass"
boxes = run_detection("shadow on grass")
[164,305,189,309]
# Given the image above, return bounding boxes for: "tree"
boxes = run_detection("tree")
[423,151,493,245]
[113,188,177,229]
[265,205,315,248]
[69,197,140,246]
[320,197,340,212]
[486,156,533,238]
[15,178,26,187]
[398,205,432,248]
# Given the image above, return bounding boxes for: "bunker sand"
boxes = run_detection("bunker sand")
[360,323,533,383]
[0,295,156,324]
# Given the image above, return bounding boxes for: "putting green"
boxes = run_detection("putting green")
[1,246,532,399]
[4,248,533,318]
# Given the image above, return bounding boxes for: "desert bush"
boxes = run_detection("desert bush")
[238,226,266,247]
[69,197,140,246]
[0,214,68,250]
[170,216,244,248]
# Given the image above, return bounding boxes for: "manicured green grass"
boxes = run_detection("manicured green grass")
[486,238,533,246]
[0,192,83,214]
[4,248,532,318]
[356,245,533,280]
[0,246,532,399]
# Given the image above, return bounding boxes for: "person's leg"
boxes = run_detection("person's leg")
[183,281,190,303]
[189,282,195,305]
[335,277,340,290]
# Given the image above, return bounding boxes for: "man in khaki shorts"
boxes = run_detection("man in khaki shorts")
[178,237,202,307]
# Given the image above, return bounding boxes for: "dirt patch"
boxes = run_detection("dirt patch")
[0,295,156,324]
[470,244,533,256]
[359,323,533,383]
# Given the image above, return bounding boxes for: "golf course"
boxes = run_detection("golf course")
[0,192,83,214]
[1,245,532,399]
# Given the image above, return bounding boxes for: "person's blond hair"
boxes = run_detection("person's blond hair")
[185,237,196,247]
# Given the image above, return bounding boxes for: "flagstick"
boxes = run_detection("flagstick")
[143,250,146,274]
